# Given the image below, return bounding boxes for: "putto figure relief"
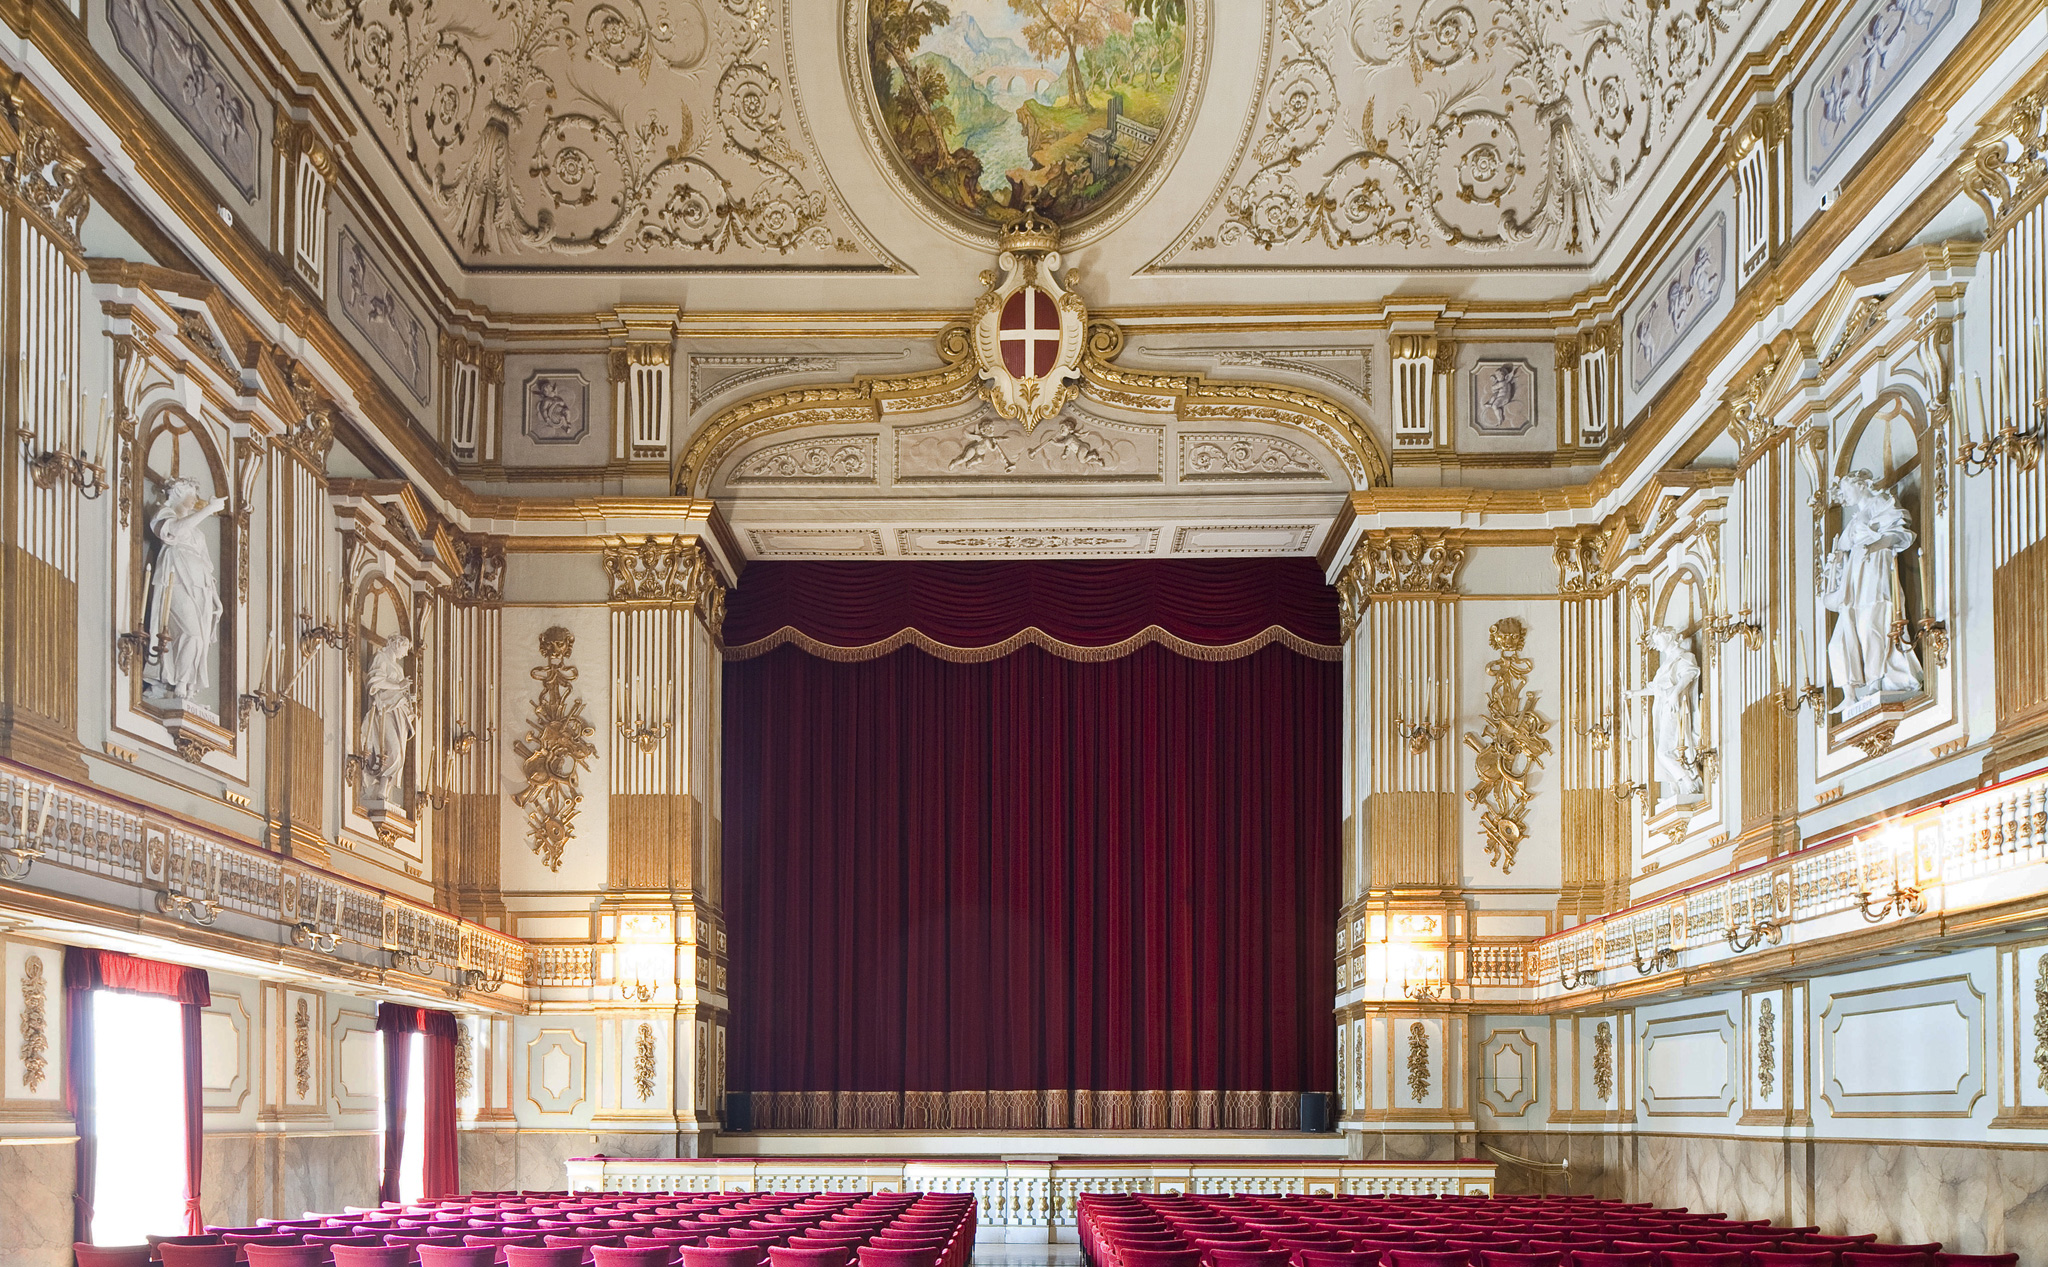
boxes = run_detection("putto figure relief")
[1632,625,1705,803]
[359,634,418,803]
[1822,471,1924,706]
[145,477,228,700]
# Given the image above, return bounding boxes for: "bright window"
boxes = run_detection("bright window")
[92,991,187,1245]
[388,1032,428,1204]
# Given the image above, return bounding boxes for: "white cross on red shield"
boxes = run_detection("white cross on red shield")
[998,287,1062,379]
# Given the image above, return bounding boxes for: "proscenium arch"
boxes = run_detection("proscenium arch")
[671,322,1390,497]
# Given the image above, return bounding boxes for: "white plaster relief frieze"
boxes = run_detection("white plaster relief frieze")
[110,0,263,200]
[1179,433,1329,480]
[337,228,430,402]
[895,411,1162,483]
[897,527,1162,556]
[730,435,879,485]
[1807,0,1960,182]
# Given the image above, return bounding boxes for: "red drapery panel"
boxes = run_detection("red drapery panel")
[377,1004,459,1201]
[724,562,1339,1130]
[63,947,212,1239]
[722,559,1342,658]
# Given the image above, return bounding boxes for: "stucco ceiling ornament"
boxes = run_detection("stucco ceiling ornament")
[972,207,1087,433]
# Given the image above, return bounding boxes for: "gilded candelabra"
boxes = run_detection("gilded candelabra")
[1956,391,2044,474]
[1558,952,1599,990]
[1631,926,1678,975]
[1857,878,1928,922]
[617,714,672,754]
[1701,608,1764,650]
[16,427,106,498]
[1394,714,1449,754]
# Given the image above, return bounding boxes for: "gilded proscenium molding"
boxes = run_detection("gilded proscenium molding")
[512,626,597,872]
[1335,532,1467,640]
[1464,618,1552,874]
[18,952,48,1092]
[673,322,1387,496]
[604,537,727,639]
[1406,1022,1431,1103]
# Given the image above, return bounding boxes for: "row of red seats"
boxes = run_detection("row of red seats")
[77,1189,975,1267]
[1075,1193,2016,1267]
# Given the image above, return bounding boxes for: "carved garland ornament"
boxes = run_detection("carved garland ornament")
[455,1021,474,1103]
[512,627,598,871]
[2034,956,2048,1094]
[293,999,312,1100]
[1756,997,1777,1101]
[1406,1022,1431,1103]
[19,955,49,1093]
[1464,618,1552,874]
[634,1021,657,1103]
[1334,532,1468,639]
[1593,1021,1615,1102]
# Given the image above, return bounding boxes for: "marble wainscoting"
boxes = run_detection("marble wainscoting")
[1478,1131,2048,1257]
[461,1130,682,1194]
[201,1131,380,1225]
[0,1138,76,1267]
[1345,1132,1471,1163]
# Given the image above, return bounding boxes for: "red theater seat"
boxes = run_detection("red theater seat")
[159,1247,239,1267]
[418,1250,501,1267]
[767,1248,852,1267]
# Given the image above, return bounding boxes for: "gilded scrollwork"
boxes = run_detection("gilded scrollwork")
[2034,956,2048,1093]
[294,0,873,264]
[1406,1022,1431,1103]
[1554,529,1610,593]
[19,954,48,1094]
[634,1021,657,1103]
[1756,997,1777,1100]
[0,94,92,246]
[1593,1020,1615,1101]
[512,627,598,871]
[292,998,312,1100]
[604,537,727,638]
[1179,0,1757,262]
[1335,532,1466,640]
[1463,618,1552,874]
[455,1020,474,1103]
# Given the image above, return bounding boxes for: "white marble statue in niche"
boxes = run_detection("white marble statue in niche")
[1631,625,1705,803]
[144,477,228,701]
[359,634,417,803]
[1822,470,1924,708]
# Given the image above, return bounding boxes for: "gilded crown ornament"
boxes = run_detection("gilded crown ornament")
[972,203,1086,433]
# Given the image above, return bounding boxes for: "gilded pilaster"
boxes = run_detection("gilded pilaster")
[1556,529,1628,920]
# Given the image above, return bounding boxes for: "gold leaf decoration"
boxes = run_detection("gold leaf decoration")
[455,1020,474,1103]
[1757,998,1777,1101]
[634,1021,658,1103]
[1593,1020,1615,1102]
[1464,618,1552,874]
[512,626,598,871]
[1405,1022,1430,1103]
[19,955,48,1094]
[292,999,311,1100]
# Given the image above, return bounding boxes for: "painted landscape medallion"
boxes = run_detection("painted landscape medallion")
[863,0,1192,231]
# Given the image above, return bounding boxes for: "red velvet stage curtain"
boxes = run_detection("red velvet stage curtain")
[376,1004,459,1201]
[724,560,1339,1131]
[63,947,213,1239]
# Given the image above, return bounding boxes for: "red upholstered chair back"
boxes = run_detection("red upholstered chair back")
[1842,1257,1926,1267]
[1298,1252,1384,1267]
[416,1249,501,1267]
[767,1249,852,1267]
[851,1249,939,1267]
[152,1239,227,1254]
[1120,1252,1205,1267]
[678,1248,768,1267]
[76,1245,155,1267]
[1664,1254,1745,1267]
[1570,1255,1655,1267]
[1753,1255,1838,1267]
[331,1247,415,1267]
[1932,1258,2019,1267]
[591,1249,679,1267]
[1210,1249,1295,1267]
[1848,1251,1942,1260]
[505,1250,591,1267]
[160,1245,241,1267]
[1386,1254,1472,1267]
[243,1249,331,1267]
[1478,1254,1563,1267]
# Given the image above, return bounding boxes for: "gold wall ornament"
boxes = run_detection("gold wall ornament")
[1464,618,1552,874]
[1958,92,2048,229]
[1756,997,1777,1101]
[1554,529,1611,593]
[971,210,1087,433]
[1592,1021,1615,1102]
[0,93,92,246]
[19,954,49,1093]
[292,998,312,1100]
[1405,1022,1431,1103]
[2034,957,2048,1094]
[603,536,726,636]
[1357,532,1467,595]
[635,1021,657,1104]
[455,1021,474,1103]
[513,627,597,871]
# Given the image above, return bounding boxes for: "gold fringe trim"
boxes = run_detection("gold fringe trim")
[724,624,1342,664]
[746,1089,1306,1131]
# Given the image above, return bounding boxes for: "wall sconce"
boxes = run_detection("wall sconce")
[1701,608,1764,650]
[612,910,672,1002]
[1721,884,1782,953]
[1558,948,1598,991]
[297,609,347,655]
[1955,371,2043,474]
[618,715,672,754]
[1394,715,1449,754]
[1,780,58,880]
[1582,711,1617,751]
[156,847,223,926]
[449,723,478,756]
[1853,832,1930,922]
[16,427,107,498]
[292,885,343,954]
[1630,923,1677,975]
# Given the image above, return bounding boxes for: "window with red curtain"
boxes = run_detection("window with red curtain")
[376,1003,459,1202]
[723,560,1340,1131]
[63,946,211,1242]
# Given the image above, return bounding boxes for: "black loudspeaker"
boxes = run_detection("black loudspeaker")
[724,1093,752,1132]
[1299,1091,1331,1133]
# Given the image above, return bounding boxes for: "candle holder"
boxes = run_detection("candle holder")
[0,837,44,881]
[1394,715,1450,754]
[387,946,429,975]
[1856,879,1927,922]
[1631,931,1678,975]
[1956,397,2044,474]
[1582,712,1618,751]
[617,714,672,754]
[449,724,478,757]
[1723,911,1782,953]
[1558,953,1598,990]
[156,887,220,926]
[16,428,107,498]
[292,917,342,954]
[463,964,507,994]
[1404,978,1447,1002]
[618,979,657,1004]
[1611,779,1647,806]
[1701,608,1764,650]
[297,610,347,655]
[1777,680,1825,715]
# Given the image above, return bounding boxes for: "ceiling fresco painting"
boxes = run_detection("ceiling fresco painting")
[294,0,892,269]
[1161,0,1765,269]
[859,0,1198,234]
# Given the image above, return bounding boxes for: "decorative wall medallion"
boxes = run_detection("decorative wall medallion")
[512,627,598,871]
[1171,0,1760,266]
[1469,361,1537,435]
[731,435,878,484]
[1628,212,1726,389]
[109,0,261,199]
[1756,997,1777,1100]
[1807,0,1958,181]
[1465,617,1551,874]
[292,998,312,1100]
[455,1020,474,1103]
[634,1021,657,1103]
[19,954,48,1094]
[897,526,1159,556]
[295,0,883,267]
[896,410,1158,481]
[1593,1020,1615,1102]
[337,229,429,402]
[856,0,1199,236]
[1179,433,1326,479]
[972,212,1086,430]
[523,372,590,445]
[1406,1022,1431,1103]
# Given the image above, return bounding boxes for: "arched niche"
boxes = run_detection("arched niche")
[133,404,236,730]
[349,574,415,821]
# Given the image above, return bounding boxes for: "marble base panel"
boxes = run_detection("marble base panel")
[1342,1131,1467,1163]
[201,1131,379,1225]
[1478,1131,2048,1257]
[0,1139,76,1267]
